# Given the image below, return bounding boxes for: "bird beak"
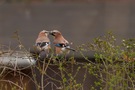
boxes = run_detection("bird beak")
[49,31,55,36]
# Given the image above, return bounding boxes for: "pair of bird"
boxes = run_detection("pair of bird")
[31,30,75,60]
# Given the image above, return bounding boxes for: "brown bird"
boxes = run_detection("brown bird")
[35,30,51,52]
[50,30,75,55]
[30,30,51,60]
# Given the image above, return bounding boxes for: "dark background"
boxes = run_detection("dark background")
[0,0,135,58]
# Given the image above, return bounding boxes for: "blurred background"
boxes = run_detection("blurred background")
[0,0,135,90]
[0,0,135,57]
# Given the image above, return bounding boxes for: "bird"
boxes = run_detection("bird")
[35,30,51,52]
[49,30,75,56]
[30,30,51,60]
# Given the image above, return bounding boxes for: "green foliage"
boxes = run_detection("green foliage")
[80,32,135,90]
[1,31,135,90]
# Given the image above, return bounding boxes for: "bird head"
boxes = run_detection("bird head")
[49,30,62,37]
[38,30,49,37]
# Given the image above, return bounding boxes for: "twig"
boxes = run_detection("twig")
[0,80,23,90]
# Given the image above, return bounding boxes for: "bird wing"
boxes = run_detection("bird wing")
[36,42,50,48]
[55,43,76,52]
